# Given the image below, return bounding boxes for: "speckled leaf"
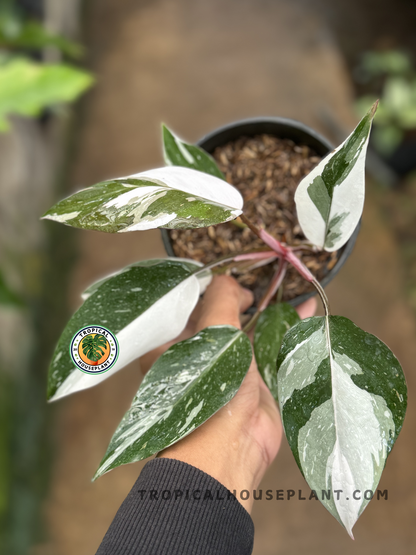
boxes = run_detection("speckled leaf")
[295,101,378,251]
[277,315,407,538]
[42,166,242,232]
[253,303,300,397]
[94,325,253,478]
[48,259,211,401]
[162,124,225,180]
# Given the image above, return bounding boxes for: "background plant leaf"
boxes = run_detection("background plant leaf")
[0,58,94,131]
[254,303,300,397]
[162,124,225,180]
[294,102,377,251]
[277,315,407,537]
[48,259,211,401]
[0,270,24,307]
[94,325,252,479]
[0,19,84,58]
[42,166,243,232]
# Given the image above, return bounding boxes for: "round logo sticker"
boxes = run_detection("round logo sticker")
[70,326,119,375]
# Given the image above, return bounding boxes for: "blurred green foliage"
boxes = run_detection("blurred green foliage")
[0,3,92,552]
[0,372,12,536]
[357,50,413,77]
[0,9,83,58]
[0,270,24,307]
[0,0,93,132]
[355,50,416,156]
[0,271,24,549]
[0,57,93,131]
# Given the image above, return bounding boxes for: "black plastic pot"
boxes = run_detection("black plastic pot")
[161,117,360,307]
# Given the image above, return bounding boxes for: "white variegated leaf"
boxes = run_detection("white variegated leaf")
[253,303,300,396]
[48,259,211,401]
[294,102,378,251]
[42,166,243,232]
[277,315,407,538]
[94,325,253,479]
[162,124,225,180]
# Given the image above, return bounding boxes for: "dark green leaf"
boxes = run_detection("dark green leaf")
[253,303,300,397]
[162,124,225,180]
[94,325,253,479]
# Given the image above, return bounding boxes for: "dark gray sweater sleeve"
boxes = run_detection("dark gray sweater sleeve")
[95,458,254,555]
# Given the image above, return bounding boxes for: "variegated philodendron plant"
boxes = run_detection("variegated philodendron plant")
[42,101,407,538]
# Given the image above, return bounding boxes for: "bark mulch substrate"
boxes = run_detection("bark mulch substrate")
[168,134,340,304]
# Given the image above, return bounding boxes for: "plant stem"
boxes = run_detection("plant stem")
[258,259,288,312]
[242,259,288,334]
[312,279,331,316]
[242,311,260,334]
[231,217,247,229]
[193,249,278,275]
[233,251,278,262]
[240,214,288,256]
[285,250,315,282]
[198,214,329,319]
[239,213,264,240]
[240,212,315,282]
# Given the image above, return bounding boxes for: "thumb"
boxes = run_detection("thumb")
[196,275,254,332]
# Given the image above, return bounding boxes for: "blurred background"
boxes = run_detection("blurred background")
[0,0,415,553]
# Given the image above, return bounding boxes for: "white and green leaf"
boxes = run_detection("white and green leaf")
[48,259,211,402]
[277,315,407,537]
[162,124,225,180]
[294,102,378,252]
[42,166,242,232]
[94,325,253,479]
[253,303,300,397]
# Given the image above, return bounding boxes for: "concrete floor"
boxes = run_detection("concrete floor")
[34,0,416,553]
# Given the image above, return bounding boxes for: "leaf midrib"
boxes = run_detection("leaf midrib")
[114,177,236,211]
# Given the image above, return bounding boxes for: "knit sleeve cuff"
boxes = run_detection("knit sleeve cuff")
[95,457,254,555]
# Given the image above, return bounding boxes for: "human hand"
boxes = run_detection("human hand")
[156,275,316,513]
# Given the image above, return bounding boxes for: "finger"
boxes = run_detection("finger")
[186,275,254,328]
[186,297,204,327]
[296,296,317,319]
[196,275,254,332]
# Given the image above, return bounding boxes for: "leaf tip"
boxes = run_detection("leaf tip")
[370,99,379,118]
[346,527,355,540]
[46,389,59,403]
[40,210,56,222]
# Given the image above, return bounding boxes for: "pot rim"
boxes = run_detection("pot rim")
[161,116,360,308]
[197,116,334,156]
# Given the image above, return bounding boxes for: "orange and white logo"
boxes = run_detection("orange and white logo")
[70,326,119,374]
